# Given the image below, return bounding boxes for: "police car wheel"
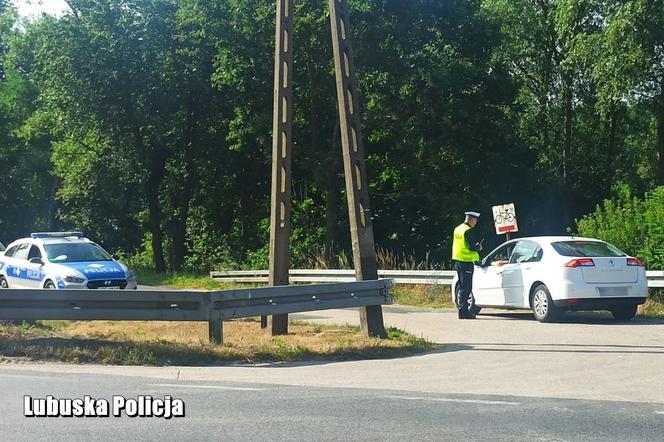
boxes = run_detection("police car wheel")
[0,276,8,289]
[43,280,56,289]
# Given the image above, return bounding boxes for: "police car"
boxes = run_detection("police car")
[0,232,137,290]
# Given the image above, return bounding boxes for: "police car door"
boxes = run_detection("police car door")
[24,244,46,288]
[6,242,30,288]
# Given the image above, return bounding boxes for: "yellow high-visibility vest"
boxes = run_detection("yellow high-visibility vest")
[452,223,480,262]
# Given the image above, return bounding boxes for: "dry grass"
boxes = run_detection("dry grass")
[640,290,664,318]
[0,319,434,366]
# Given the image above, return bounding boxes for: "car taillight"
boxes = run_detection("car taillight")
[564,258,595,268]
[627,257,644,267]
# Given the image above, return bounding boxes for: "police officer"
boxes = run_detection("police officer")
[452,211,482,319]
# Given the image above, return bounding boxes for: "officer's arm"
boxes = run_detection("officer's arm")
[464,229,481,252]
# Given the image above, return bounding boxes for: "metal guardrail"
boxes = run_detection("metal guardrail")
[210,269,456,285]
[649,271,664,288]
[211,269,664,288]
[0,279,394,343]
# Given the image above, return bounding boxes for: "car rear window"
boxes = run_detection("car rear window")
[551,241,625,257]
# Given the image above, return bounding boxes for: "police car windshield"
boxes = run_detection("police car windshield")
[44,243,113,263]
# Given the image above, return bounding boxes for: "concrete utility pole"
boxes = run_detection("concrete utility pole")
[328,0,386,338]
[266,0,387,338]
[265,0,295,335]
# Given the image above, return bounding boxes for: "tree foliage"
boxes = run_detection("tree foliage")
[576,186,664,268]
[0,0,662,271]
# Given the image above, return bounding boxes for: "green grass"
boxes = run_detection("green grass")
[135,269,259,290]
[392,284,455,308]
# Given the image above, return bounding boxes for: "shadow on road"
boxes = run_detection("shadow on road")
[477,311,664,325]
[425,341,664,355]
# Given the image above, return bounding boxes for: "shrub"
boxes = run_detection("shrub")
[575,186,664,269]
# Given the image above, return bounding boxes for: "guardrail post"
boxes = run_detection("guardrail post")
[208,320,223,345]
[328,0,386,338]
[266,0,295,336]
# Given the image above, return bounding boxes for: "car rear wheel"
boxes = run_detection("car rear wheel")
[611,305,638,321]
[43,280,56,289]
[0,276,8,288]
[531,284,558,323]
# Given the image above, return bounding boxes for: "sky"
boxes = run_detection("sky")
[13,0,70,18]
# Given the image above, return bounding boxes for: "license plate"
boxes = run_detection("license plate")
[98,286,121,290]
[598,287,628,297]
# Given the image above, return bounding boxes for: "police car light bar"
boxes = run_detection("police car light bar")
[31,232,86,239]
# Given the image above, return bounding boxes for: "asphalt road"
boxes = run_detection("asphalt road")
[1,369,663,441]
[1,304,664,440]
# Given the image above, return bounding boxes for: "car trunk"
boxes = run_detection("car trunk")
[581,258,638,284]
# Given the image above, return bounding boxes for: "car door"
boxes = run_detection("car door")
[24,245,46,288]
[6,242,30,288]
[502,241,542,307]
[0,244,18,286]
[473,243,515,307]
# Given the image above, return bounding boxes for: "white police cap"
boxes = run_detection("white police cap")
[464,211,480,218]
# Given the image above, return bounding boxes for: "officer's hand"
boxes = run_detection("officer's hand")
[477,243,483,252]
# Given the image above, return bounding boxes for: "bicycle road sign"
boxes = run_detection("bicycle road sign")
[492,203,518,235]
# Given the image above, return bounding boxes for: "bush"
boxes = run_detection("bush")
[575,186,664,269]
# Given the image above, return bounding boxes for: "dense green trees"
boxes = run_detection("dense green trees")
[0,0,661,270]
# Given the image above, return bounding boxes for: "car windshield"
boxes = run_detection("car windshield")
[0,242,4,252]
[551,240,625,257]
[44,243,113,263]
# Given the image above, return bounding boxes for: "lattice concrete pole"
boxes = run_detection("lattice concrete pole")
[328,0,387,338]
[265,0,295,335]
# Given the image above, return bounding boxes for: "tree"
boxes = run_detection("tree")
[589,0,664,185]
[11,0,231,271]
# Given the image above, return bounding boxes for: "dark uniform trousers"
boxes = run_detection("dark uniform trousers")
[454,260,474,313]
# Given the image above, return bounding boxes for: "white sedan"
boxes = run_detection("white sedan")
[453,236,648,322]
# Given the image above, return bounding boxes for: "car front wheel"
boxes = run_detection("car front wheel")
[611,305,638,321]
[531,284,558,323]
[0,276,8,289]
[43,280,56,289]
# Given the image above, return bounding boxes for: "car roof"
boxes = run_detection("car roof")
[507,236,605,244]
[9,237,92,246]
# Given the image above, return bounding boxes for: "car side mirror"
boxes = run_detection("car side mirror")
[29,257,44,266]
